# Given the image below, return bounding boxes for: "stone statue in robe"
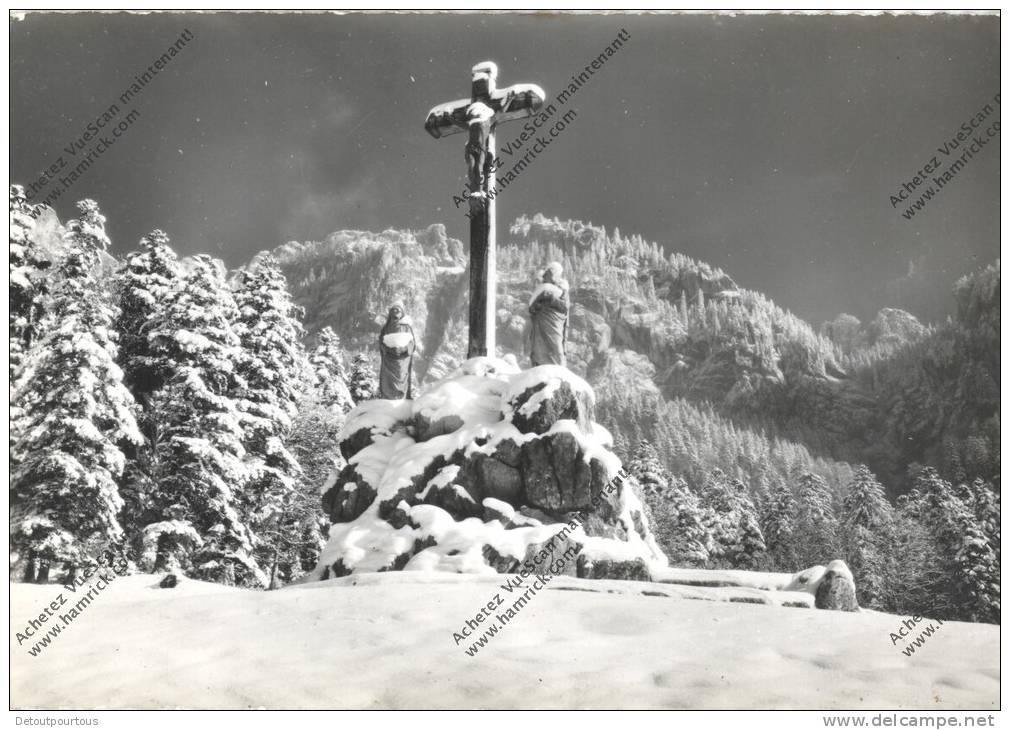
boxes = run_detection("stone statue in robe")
[528,262,569,367]
[378,302,416,400]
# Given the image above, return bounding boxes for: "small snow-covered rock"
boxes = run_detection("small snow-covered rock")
[322,472,377,523]
[412,374,503,441]
[814,560,859,612]
[482,544,520,573]
[482,498,517,526]
[523,531,581,577]
[504,366,595,435]
[419,478,482,520]
[338,399,413,460]
[577,555,651,581]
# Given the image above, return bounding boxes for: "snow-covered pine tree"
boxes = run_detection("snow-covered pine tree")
[724,478,766,568]
[885,497,944,617]
[842,465,892,530]
[628,440,668,496]
[145,254,261,586]
[750,473,771,516]
[701,468,734,565]
[231,254,308,584]
[891,470,957,617]
[115,229,181,402]
[611,431,631,462]
[905,467,955,535]
[308,326,353,413]
[140,504,204,573]
[628,441,710,566]
[9,185,53,471]
[944,441,968,485]
[840,465,893,609]
[665,477,712,566]
[114,229,183,545]
[349,352,376,403]
[9,185,51,382]
[793,471,839,568]
[628,440,674,545]
[949,504,1000,623]
[907,468,1000,622]
[10,199,141,582]
[760,478,796,570]
[701,469,765,569]
[969,478,1000,556]
[281,397,347,586]
[847,523,890,609]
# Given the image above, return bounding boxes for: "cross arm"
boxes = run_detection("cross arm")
[424,97,472,139]
[491,83,547,125]
[424,83,547,139]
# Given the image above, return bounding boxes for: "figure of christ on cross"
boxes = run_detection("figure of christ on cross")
[425,61,546,358]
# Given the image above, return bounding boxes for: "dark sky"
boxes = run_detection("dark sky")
[10,11,1000,324]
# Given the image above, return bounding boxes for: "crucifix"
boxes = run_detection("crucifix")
[425,61,546,358]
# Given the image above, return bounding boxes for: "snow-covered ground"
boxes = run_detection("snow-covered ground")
[10,573,999,710]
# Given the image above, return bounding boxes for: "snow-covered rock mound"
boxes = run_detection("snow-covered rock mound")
[313,358,667,579]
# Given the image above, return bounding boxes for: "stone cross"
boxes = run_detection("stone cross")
[425,61,545,358]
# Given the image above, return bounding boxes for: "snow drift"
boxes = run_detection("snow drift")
[9,574,1000,709]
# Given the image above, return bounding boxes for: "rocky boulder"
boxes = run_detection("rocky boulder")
[814,560,860,612]
[577,555,651,581]
[310,357,667,580]
[321,469,377,523]
[337,399,413,461]
[504,366,596,435]
[519,430,610,512]
[780,561,860,612]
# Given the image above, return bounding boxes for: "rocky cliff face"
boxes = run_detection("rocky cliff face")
[273,224,467,382]
[273,215,857,465]
[273,214,754,409]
